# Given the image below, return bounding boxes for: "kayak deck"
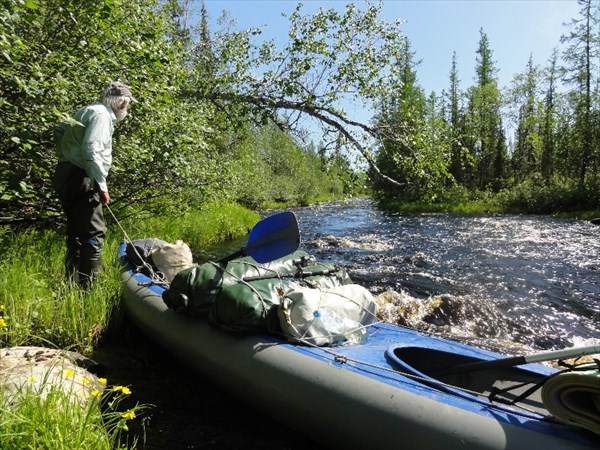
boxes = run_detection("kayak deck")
[282,322,554,420]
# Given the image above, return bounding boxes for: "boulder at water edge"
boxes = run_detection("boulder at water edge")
[0,346,104,407]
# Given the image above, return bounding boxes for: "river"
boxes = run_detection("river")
[94,198,600,449]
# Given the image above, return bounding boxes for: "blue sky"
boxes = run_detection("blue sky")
[203,0,582,94]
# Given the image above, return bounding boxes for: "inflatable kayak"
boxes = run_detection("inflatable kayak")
[118,214,600,449]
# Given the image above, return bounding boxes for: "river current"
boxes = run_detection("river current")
[287,198,600,353]
[97,198,599,449]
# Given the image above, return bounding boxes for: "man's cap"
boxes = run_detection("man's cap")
[106,81,137,102]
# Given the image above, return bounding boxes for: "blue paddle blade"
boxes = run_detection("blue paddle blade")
[217,211,300,264]
[245,211,300,263]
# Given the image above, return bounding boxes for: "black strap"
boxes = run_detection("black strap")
[488,358,600,406]
[489,378,547,406]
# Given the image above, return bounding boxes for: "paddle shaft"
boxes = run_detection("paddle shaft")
[218,248,245,264]
[241,268,338,282]
[434,344,600,376]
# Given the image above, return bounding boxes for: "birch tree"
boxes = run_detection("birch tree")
[186,1,451,189]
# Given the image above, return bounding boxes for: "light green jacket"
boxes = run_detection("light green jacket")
[58,103,116,192]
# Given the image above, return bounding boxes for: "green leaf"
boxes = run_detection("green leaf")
[24,0,40,10]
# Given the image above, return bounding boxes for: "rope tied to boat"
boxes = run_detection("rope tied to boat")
[105,204,168,286]
[208,260,278,333]
[294,322,587,420]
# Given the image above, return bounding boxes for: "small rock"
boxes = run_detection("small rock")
[0,346,104,407]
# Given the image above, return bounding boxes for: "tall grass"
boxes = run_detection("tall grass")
[377,181,600,218]
[0,228,121,353]
[0,202,259,449]
[0,202,258,351]
[0,373,144,449]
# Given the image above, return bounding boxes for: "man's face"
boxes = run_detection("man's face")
[114,101,129,121]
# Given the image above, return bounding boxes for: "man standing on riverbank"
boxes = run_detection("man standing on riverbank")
[53,81,137,288]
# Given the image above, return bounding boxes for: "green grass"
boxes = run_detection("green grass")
[260,193,363,210]
[0,374,143,450]
[0,227,122,353]
[378,198,503,215]
[554,209,600,220]
[0,203,259,449]
[377,182,599,219]
[378,198,600,218]
[0,202,258,351]
[118,202,259,249]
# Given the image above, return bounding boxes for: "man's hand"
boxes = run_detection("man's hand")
[100,191,110,205]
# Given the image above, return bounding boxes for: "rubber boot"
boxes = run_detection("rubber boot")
[65,236,81,284]
[78,239,102,290]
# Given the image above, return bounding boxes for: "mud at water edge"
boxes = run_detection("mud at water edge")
[92,318,323,450]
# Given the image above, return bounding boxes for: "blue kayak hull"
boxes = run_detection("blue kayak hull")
[118,244,599,450]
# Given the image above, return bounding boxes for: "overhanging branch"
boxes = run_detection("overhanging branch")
[188,89,408,187]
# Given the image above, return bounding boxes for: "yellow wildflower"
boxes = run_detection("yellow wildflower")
[91,389,102,398]
[0,317,7,328]
[98,377,107,385]
[27,376,36,383]
[64,369,75,378]
[112,385,132,395]
[82,378,91,385]
[122,409,136,420]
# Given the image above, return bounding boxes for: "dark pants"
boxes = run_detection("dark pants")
[53,162,106,288]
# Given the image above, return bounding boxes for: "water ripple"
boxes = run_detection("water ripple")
[288,199,600,352]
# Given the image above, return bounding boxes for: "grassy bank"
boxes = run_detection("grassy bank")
[379,198,600,219]
[0,202,259,450]
[377,184,600,219]
[0,202,259,352]
[259,193,364,209]
[377,199,503,215]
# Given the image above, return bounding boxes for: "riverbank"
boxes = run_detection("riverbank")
[0,203,261,449]
[376,178,600,221]
[377,197,600,221]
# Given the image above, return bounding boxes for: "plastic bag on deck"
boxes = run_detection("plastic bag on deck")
[278,284,378,346]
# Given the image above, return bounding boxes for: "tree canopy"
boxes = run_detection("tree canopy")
[1,0,599,227]
[186,1,423,187]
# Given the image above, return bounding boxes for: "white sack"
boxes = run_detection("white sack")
[150,240,195,282]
